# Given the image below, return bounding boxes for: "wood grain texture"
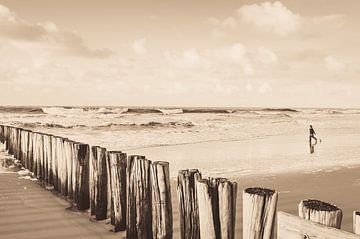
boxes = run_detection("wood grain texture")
[278,211,360,239]
[218,179,237,239]
[126,155,152,239]
[151,161,173,239]
[108,151,127,231]
[177,169,202,239]
[299,199,342,229]
[243,187,278,239]
[354,211,360,235]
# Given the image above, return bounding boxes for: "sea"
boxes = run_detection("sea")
[1,106,360,178]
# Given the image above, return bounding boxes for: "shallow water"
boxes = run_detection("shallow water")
[1,106,360,177]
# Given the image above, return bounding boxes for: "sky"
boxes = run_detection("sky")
[0,0,359,107]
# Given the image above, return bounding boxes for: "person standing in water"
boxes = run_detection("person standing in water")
[309,125,317,143]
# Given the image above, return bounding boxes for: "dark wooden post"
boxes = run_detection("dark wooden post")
[90,146,108,220]
[127,155,152,239]
[76,143,90,210]
[108,151,127,231]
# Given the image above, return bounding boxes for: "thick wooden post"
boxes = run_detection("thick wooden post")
[127,155,152,239]
[43,134,52,185]
[108,151,127,231]
[196,178,237,239]
[196,179,218,239]
[218,179,237,239]
[243,187,278,239]
[151,161,173,239]
[177,169,202,239]
[51,136,59,191]
[76,143,90,210]
[299,199,342,229]
[354,211,360,235]
[90,146,108,220]
[0,125,4,143]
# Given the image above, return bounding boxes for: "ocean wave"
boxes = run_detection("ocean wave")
[261,108,299,113]
[97,121,194,128]
[0,106,44,114]
[42,107,129,115]
[183,108,231,114]
[11,121,194,130]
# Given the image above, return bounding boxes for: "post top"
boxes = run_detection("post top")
[301,199,340,212]
[245,187,275,196]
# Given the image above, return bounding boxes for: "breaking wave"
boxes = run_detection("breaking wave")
[11,121,195,130]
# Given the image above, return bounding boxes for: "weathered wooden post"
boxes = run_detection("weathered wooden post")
[59,137,68,195]
[354,211,360,235]
[299,199,342,229]
[43,134,52,185]
[76,143,90,210]
[177,169,202,239]
[108,151,127,231]
[196,178,237,239]
[20,129,30,169]
[218,179,237,239]
[127,155,152,239]
[196,178,218,239]
[90,146,108,220]
[0,125,4,143]
[51,136,59,191]
[243,187,278,239]
[151,161,173,239]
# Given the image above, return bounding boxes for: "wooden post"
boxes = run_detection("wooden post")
[151,161,173,239]
[243,187,278,239]
[354,211,360,235]
[299,199,342,229]
[43,134,52,185]
[90,146,108,220]
[76,143,90,210]
[90,146,97,216]
[108,151,127,231]
[196,178,237,239]
[196,178,218,239]
[218,179,237,239]
[126,155,152,239]
[51,136,59,191]
[0,125,4,143]
[177,169,202,239]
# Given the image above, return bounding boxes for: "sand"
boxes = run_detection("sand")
[1,166,360,238]
[0,172,125,239]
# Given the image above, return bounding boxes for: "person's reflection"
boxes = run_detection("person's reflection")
[309,138,317,154]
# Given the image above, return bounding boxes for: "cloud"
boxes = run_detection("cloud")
[0,4,112,58]
[207,17,237,29]
[259,83,272,94]
[257,47,278,64]
[324,56,345,72]
[238,1,302,36]
[164,48,201,68]
[132,38,147,55]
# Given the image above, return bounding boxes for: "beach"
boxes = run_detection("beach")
[1,106,360,237]
[1,152,360,238]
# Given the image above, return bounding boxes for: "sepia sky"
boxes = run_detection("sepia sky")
[0,0,360,107]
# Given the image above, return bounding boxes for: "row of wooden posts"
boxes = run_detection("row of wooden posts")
[1,124,360,238]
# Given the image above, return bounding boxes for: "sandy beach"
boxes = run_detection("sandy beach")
[1,155,360,238]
